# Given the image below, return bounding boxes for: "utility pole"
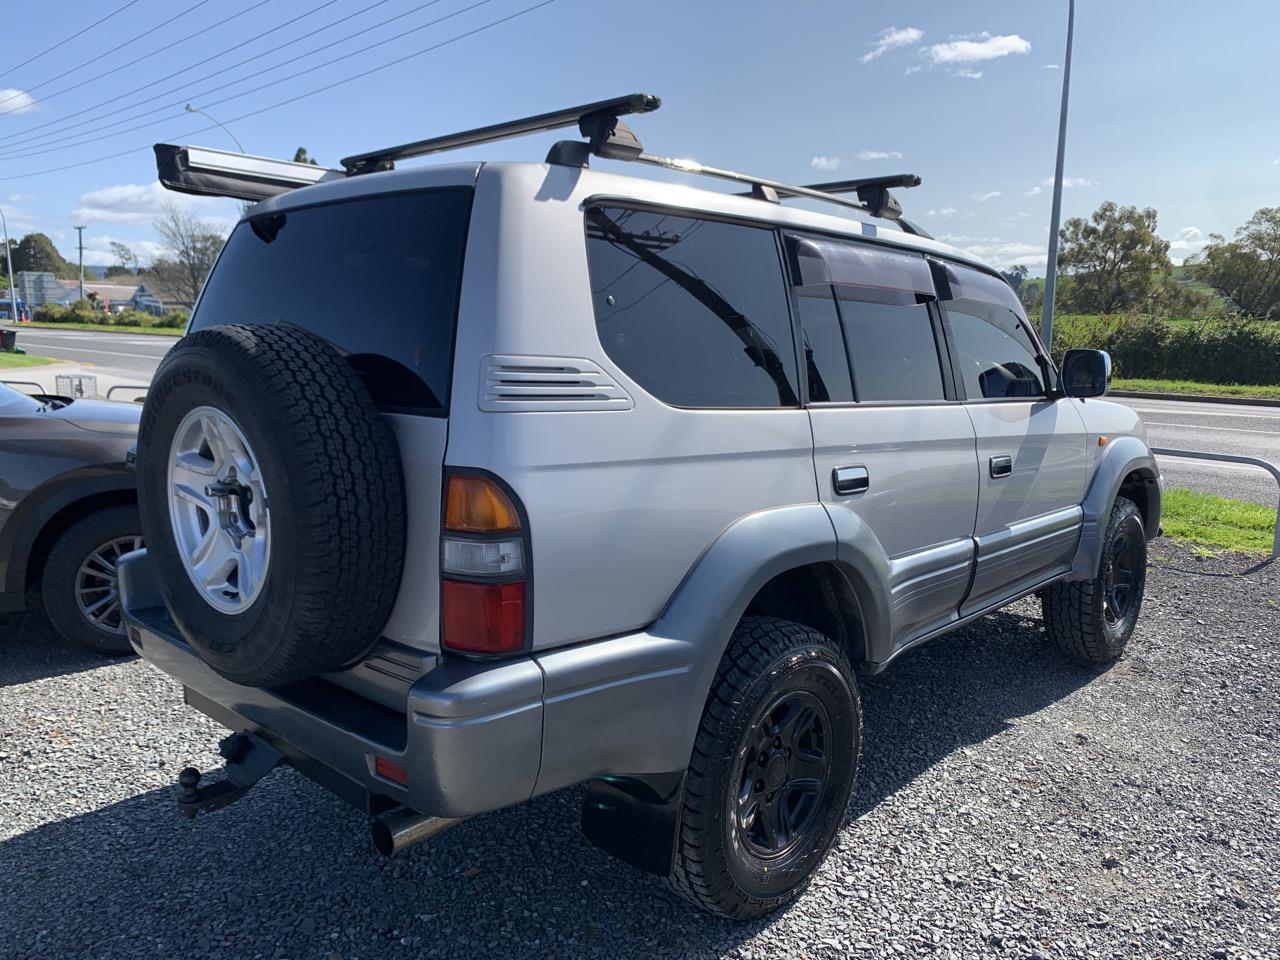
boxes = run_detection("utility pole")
[1041,0,1075,352]
[0,207,15,324]
[75,224,86,302]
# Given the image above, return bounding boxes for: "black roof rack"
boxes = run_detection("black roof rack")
[340,93,661,174]
[154,92,928,233]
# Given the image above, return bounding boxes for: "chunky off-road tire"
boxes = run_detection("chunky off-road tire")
[137,324,405,686]
[668,616,861,920]
[41,505,141,655]
[1041,496,1147,664]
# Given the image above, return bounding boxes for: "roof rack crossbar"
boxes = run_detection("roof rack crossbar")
[340,93,660,174]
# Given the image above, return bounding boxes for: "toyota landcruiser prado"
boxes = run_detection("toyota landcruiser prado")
[120,95,1161,919]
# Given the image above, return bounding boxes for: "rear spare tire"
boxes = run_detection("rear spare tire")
[136,324,405,686]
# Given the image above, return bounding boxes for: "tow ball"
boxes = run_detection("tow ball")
[174,732,283,819]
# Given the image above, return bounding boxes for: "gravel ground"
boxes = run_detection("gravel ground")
[2,541,1278,960]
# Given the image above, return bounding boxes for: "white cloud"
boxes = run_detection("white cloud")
[810,155,844,171]
[1042,63,1060,69]
[857,148,903,161]
[953,67,984,80]
[904,65,922,76]
[73,182,238,227]
[925,207,959,218]
[975,190,1002,202]
[6,192,36,204]
[861,26,923,63]
[1167,226,1207,265]
[76,235,166,266]
[1024,185,1043,197]
[0,89,37,115]
[923,33,1031,64]
[1042,176,1094,188]
[1272,157,1279,165]
[946,237,1046,269]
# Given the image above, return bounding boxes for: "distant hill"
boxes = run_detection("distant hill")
[1013,266,1228,310]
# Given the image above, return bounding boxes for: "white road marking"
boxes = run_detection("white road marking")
[1144,421,1280,437]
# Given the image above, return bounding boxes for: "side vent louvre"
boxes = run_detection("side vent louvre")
[480,355,633,412]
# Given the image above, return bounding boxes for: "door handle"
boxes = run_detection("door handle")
[989,455,1013,479]
[833,465,870,496]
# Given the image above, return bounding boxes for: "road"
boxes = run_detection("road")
[13,326,177,379]
[11,328,1280,506]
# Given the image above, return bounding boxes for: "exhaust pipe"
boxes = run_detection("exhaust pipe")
[372,808,463,856]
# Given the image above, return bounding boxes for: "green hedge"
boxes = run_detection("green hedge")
[32,302,186,329]
[1050,314,1280,386]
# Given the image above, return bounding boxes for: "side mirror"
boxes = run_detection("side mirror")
[1060,349,1111,398]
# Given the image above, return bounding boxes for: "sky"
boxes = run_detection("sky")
[0,0,1275,273]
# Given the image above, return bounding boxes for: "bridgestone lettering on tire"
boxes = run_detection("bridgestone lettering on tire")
[136,324,406,686]
[1041,495,1147,664]
[668,615,862,920]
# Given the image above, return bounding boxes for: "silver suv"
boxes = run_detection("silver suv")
[121,95,1161,920]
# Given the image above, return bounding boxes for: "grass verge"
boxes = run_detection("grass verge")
[17,321,184,336]
[0,352,58,368]
[1160,488,1277,555]
[1112,378,1280,399]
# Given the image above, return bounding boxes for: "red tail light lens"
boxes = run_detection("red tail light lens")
[374,756,409,786]
[441,579,526,654]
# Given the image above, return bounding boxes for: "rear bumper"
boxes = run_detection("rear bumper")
[119,551,697,819]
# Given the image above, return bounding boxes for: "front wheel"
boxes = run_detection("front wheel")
[668,616,861,920]
[1042,495,1147,664]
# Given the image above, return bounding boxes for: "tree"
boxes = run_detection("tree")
[12,232,75,277]
[292,146,319,166]
[1000,264,1028,292]
[1056,201,1171,314]
[1188,207,1280,319]
[148,202,227,306]
[105,241,139,277]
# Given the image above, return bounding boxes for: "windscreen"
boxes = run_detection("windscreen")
[191,188,472,414]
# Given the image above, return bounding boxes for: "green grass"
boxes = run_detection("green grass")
[19,321,184,335]
[1111,378,1280,399]
[0,352,58,368]
[1160,488,1277,555]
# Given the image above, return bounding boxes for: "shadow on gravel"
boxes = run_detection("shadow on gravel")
[0,606,132,689]
[0,607,1105,959]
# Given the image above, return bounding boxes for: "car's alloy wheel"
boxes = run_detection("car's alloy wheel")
[74,536,144,635]
[166,405,271,614]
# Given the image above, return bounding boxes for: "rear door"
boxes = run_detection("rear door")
[789,235,980,652]
[933,261,1088,614]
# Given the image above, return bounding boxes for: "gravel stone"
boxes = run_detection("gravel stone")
[1,541,1278,958]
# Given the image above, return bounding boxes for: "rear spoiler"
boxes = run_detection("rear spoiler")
[154,144,346,202]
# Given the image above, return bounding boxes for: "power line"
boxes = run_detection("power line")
[0,0,487,161]
[0,0,427,153]
[0,0,215,111]
[0,0,268,115]
[0,0,144,82]
[0,0,346,134]
[0,0,557,183]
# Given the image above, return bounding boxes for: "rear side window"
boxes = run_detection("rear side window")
[788,234,945,404]
[585,206,799,408]
[939,263,1045,400]
[192,188,472,413]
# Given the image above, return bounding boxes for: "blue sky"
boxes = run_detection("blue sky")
[0,0,1275,273]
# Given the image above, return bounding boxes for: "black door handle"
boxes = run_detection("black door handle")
[989,455,1013,479]
[833,465,869,495]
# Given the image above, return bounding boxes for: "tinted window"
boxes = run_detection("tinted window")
[586,207,799,408]
[794,289,853,403]
[192,188,472,413]
[838,292,946,402]
[940,264,1045,399]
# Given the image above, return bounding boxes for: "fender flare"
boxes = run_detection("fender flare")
[648,502,891,768]
[1066,435,1160,581]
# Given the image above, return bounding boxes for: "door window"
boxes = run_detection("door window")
[585,206,799,408]
[794,289,853,403]
[837,291,946,403]
[939,263,1046,400]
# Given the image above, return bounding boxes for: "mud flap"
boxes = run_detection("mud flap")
[580,771,685,877]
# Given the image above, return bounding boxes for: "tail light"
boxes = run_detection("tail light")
[441,473,529,655]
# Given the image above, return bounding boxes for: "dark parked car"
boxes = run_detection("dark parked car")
[0,381,141,653]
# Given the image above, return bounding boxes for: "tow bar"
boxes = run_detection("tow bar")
[174,732,283,819]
